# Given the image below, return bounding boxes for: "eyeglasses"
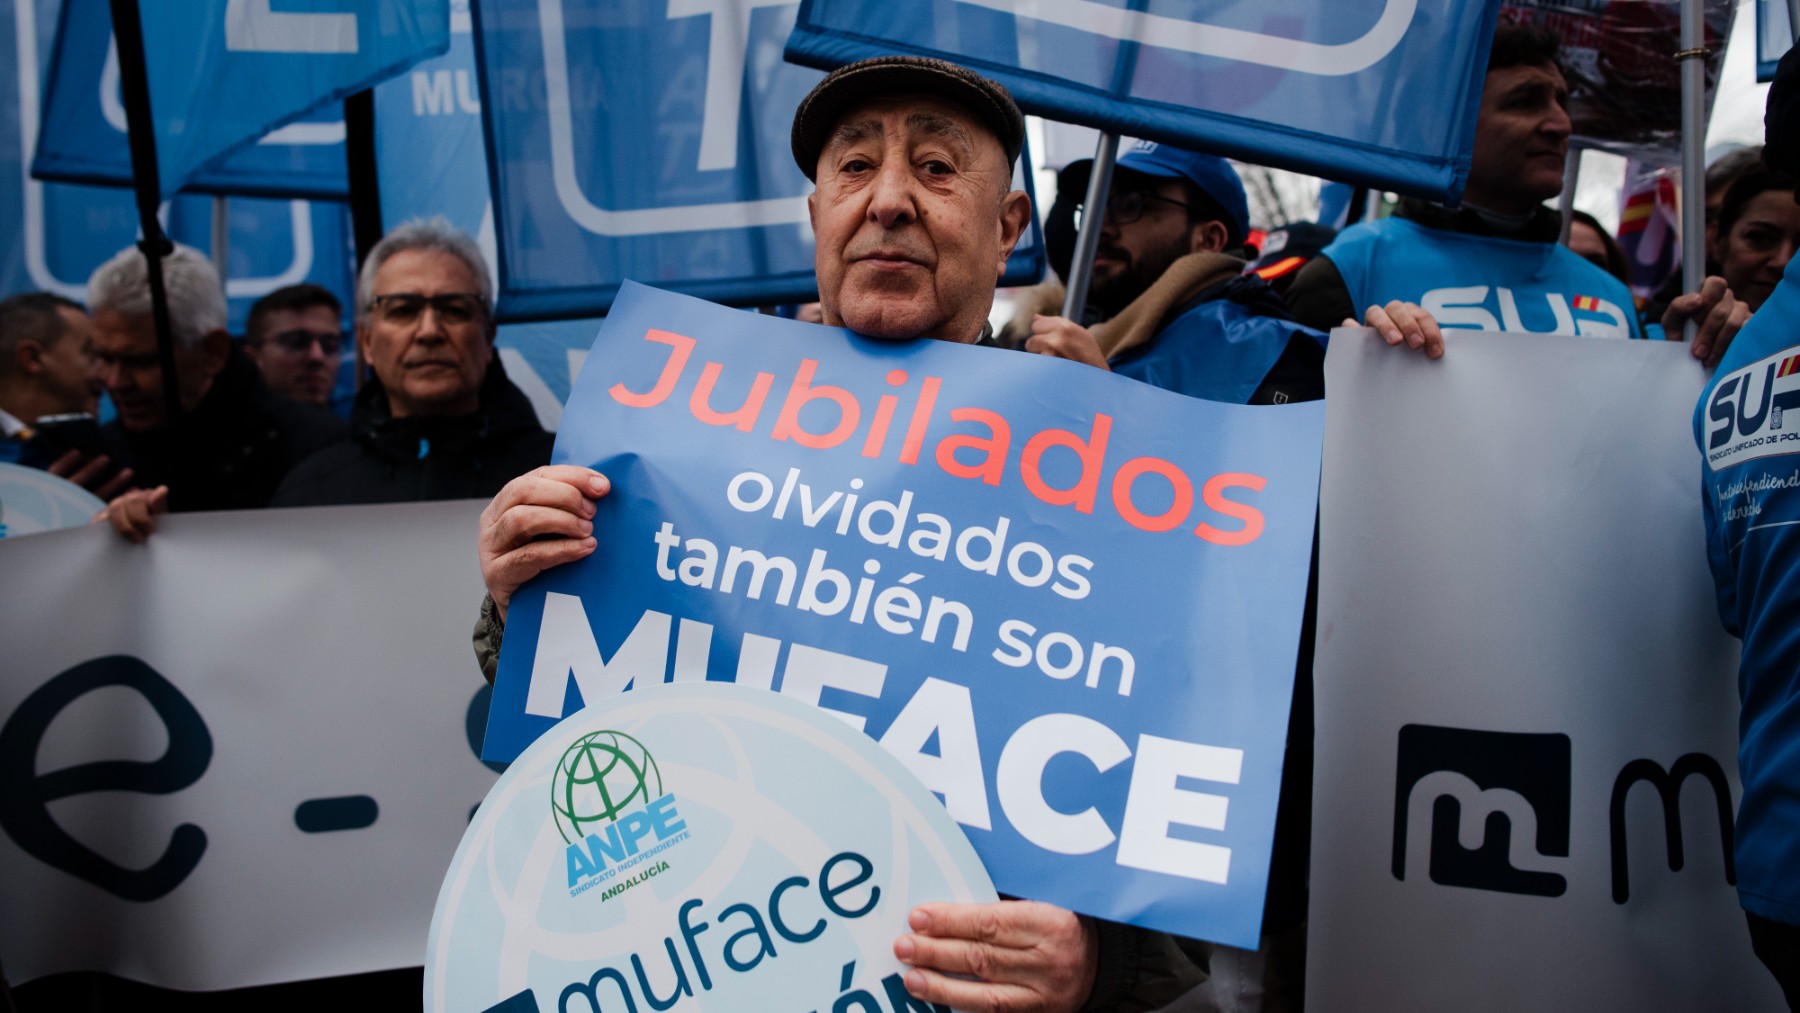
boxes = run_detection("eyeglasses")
[368,292,486,326]
[1074,189,1198,229]
[267,328,345,355]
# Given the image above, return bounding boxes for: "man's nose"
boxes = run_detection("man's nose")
[414,304,449,341]
[865,161,917,230]
[1543,99,1573,140]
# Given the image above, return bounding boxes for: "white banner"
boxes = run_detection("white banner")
[1308,331,1783,1010]
[0,501,500,991]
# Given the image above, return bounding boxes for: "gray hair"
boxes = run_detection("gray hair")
[355,216,494,321]
[86,243,227,348]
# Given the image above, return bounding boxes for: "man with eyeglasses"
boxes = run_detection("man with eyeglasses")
[267,217,554,509]
[1025,140,1327,408]
[243,284,346,408]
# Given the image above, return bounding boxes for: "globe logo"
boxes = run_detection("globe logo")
[551,730,663,845]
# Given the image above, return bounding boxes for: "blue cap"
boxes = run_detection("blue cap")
[1073,139,1250,246]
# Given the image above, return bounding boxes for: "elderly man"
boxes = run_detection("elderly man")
[474,57,1204,1012]
[93,243,343,537]
[243,283,345,407]
[269,218,553,506]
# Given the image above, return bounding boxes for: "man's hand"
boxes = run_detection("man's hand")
[1354,301,1445,359]
[1025,315,1111,371]
[478,465,609,620]
[1661,276,1750,368]
[94,485,168,543]
[48,449,134,500]
[894,900,1099,1013]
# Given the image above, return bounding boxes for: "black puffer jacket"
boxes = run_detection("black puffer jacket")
[101,347,345,513]
[272,358,554,507]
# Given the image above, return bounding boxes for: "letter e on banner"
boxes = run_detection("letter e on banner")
[1118,734,1242,884]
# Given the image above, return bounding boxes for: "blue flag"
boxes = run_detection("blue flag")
[484,281,1324,947]
[788,0,1504,203]
[1760,0,1792,83]
[111,0,446,199]
[471,0,1042,321]
[31,0,350,199]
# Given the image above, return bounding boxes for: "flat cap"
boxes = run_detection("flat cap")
[790,56,1025,181]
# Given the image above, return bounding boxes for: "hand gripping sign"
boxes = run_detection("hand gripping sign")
[431,681,996,1013]
[485,283,1324,946]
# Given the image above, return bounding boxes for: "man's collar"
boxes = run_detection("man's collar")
[1396,196,1563,243]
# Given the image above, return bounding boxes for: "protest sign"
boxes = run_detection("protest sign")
[787,0,1503,202]
[1308,331,1782,1010]
[430,681,996,1013]
[0,462,104,538]
[469,0,1042,320]
[0,501,500,991]
[484,282,1325,947]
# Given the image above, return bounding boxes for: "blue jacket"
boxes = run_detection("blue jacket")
[1695,255,1800,924]
[1110,275,1326,406]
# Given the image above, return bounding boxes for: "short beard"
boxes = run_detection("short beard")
[1086,234,1194,320]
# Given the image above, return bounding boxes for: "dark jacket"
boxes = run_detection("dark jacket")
[100,347,345,513]
[272,358,554,507]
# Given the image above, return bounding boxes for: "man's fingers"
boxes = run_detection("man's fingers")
[488,504,596,553]
[47,449,84,478]
[895,965,1034,1013]
[909,901,1068,949]
[94,467,135,501]
[488,537,598,596]
[66,453,114,488]
[896,932,1034,981]
[481,468,606,526]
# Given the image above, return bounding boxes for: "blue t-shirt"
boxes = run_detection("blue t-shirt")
[1324,215,1645,341]
[1694,255,1800,925]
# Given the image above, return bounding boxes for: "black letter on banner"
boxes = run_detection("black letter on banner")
[1609,753,1737,904]
[0,656,213,901]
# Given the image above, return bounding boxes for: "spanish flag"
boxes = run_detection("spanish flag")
[1573,295,1600,312]
[1778,355,1800,379]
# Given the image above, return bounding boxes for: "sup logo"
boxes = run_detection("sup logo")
[1705,348,1800,470]
[1419,285,1630,339]
[1391,724,1571,898]
[554,730,690,899]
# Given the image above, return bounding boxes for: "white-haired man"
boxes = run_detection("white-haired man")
[270,217,553,506]
[92,243,342,537]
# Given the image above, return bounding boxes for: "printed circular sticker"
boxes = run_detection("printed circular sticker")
[0,462,105,539]
[427,681,996,1012]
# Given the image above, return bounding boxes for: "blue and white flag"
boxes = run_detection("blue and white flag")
[31,0,350,199]
[471,0,1042,321]
[373,0,594,427]
[484,282,1324,947]
[74,0,446,200]
[788,0,1504,203]
[1760,0,1792,82]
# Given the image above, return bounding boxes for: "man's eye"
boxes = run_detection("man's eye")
[841,158,873,173]
[922,160,954,176]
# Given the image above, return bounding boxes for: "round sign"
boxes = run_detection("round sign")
[427,681,996,1012]
[0,462,105,539]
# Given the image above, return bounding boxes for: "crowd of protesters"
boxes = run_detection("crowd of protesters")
[3,15,1799,1013]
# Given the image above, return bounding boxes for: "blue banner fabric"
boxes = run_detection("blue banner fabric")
[73,0,445,200]
[1760,0,1792,83]
[470,0,1042,321]
[483,282,1324,946]
[31,0,350,199]
[787,0,1504,203]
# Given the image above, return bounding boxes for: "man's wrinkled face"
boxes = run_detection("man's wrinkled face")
[1465,62,1572,213]
[89,309,220,431]
[38,306,98,416]
[361,249,493,418]
[808,95,1030,342]
[249,304,342,406]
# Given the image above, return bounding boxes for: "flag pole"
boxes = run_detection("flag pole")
[344,88,382,389]
[1677,0,1707,344]
[108,0,183,423]
[1061,131,1119,320]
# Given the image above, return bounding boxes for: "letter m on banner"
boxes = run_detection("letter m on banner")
[131,0,450,198]
[787,0,1504,202]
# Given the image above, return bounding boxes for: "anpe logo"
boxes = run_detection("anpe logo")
[554,731,690,899]
[1391,724,1571,898]
[1706,348,1800,470]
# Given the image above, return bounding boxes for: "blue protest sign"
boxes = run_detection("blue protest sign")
[432,680,996,1012]
[86,0,446,200]
[0,462,106,538]
[374,0,595,423]
[31,0,350,199]
[484,282,1323,946]
[788,0,1504,203]
[471,0,1042,321]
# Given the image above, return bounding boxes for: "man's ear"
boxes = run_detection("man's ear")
[359,322,377,367]
[13,339,44,376]
[995,190,1032,273]
[199,329,231,380]
[1188,220,1230,255]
